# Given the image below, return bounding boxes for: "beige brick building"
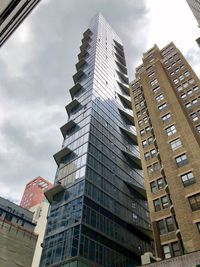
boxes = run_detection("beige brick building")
[130,42,200,260]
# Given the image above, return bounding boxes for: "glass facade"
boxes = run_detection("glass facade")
[40,13,152,267]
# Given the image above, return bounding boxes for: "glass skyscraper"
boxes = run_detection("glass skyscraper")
[40,13,152,267]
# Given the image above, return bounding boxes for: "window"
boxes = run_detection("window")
[192,99,198,105]
[142,140,147,147]
[165,125,176,136]
[151,79,158,86]
[166,217,174,232]
[163,244,171,259]
[179,75,184,81]
[154,199,161,212]
[173,78,179,84]
[147,165,154,176]
[191,113,198,122]
[154,162,161,171]
[177,85,183,92]
[187,89,192,95]
[188,193,200,211]
[148,136,153,144]
[184,71,190,77]
[161,196,169,209]
[162,113,171,123]
[155,94,164,103]
[196,125,200,133]
[145,126,150,133]
[138,120,143,126]
[189,78,194,84]
[181,171,195,187]
[150,181,157,193]
[158,103,167,111]
[144,117,148,124]
[150,149,157,158]
[158,220,166,235]
[144,152,150,161]
[181,93,187,99]
[140,129,145,136]
[183,82,188,88]
[157,178,165,189]
[153,86,160,94]
[185,102,192,109]
[170,138,182,150]
[175,154,188,167]
[172,242,181,256]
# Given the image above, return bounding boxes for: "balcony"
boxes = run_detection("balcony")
[114,39,124,51]
[78,50,89,60]
[65,99,81,116]
[69,83,83,99]
[73,69,85,83]
[53,146,72,166]
[75,58,87,71]
[81,35,91,44]
[80,42,90,52]
[124,181,146,199]
[119,125,137,144]
[44,183,65,203]
[116,70,129,85]
[117,92,132,109]
[60,120,77,137]
[117,81,130,95]
[115,52,126,66]
[116,60,128,75]
[118,107,134,124]
[115,45,125,59]
[83,28,92,37]
[121,149,141,168]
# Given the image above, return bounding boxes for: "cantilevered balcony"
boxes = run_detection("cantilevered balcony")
[80,42,90,52]
[83,28,92,38]
[121,149,141,168]
[115,52,126,66]
[60,120,77,137]
[69,83,83,99]
[114,39,124,52]
[44,183,65,203]
[116,60,128,75]
[81,35,91,44]
[75,58,87,71]
[124,181,146,199]
[118,107,134,124]
[116,70,129,85]
[117,92,132,109]
[65,99,81,116]
[117,81,130,96]
[119,125,137,144]
[78,50,89,60]
[73,69,85,83]
[114,44,125,59]
[53,146,72,166]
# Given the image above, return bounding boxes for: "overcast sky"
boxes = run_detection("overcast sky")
[0,0,199,203]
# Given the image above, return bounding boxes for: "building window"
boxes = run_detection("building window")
[140,129,145,136]
[181,171,195,187]
[142,140,147,147]
[181,93,187,99]
[144,152,151,161]
[170,138,182,150]
[157,178,165,189]
[162,244,171,259]
[148,136,153,144]
[158,103,167,111]
[175,154,188,167]
[161,196,169,209]
[150,149,157,158]
[157,220,166,235]
[172,242,181,256]
[173,78,179,84]
[191,113,198,122]
[162,113,171,123]
[151,79,158,86]
[150,181,157,193]
[165,125,176,136]
[153,86,160,94]
[153,199,161,212]
[196,125,200,133]
[179,75,184,81]
[155,94,164,103]
[144,117,148,124]
[138,120,143,127]
[185,102,192,109]
[184,71,190,77]
[166,217,174,232]
[188,193,200,211]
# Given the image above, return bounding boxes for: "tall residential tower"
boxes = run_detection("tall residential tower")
[40,13,152,267]
[130,42,200,260]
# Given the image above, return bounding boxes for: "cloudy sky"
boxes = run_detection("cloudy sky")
[0,0,200,203]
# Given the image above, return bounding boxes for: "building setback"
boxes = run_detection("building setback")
[40,13,153,267]
[130,42,200,260]
[0,0,41,46]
